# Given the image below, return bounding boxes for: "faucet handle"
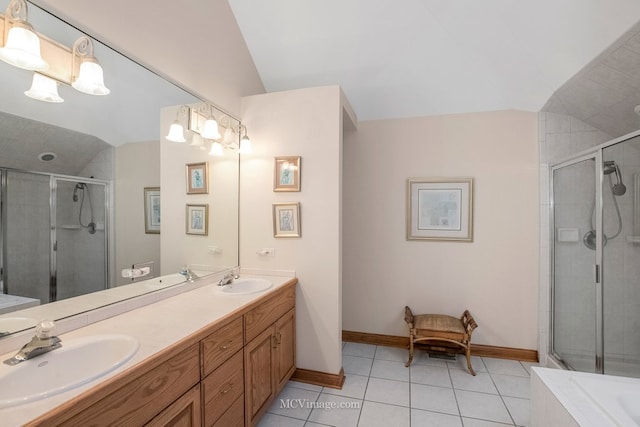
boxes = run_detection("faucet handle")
[35,320,55,339]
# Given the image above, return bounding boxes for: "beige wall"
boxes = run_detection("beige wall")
[240,86,346,374]
[343,110,540,349]
[114,141,161,285]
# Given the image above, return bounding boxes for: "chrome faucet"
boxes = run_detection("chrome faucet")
[179,266,199,282]
[3,320,61,366]
[217,267,239,287]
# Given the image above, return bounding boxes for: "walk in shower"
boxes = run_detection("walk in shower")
[0,168,109,308]
[550,131,640,377]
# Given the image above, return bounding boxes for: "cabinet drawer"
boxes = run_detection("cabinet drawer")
[202,316,243,376]
[203,350,244,426]
[59,344,200,427]
[212,394,244,427]
[244,284,295,343]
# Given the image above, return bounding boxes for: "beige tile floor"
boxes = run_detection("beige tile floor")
[257,342,538,427]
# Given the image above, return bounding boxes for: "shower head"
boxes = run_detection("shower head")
[604,161,626,196]
[603,161,617,175]
[613,182,627,196]
[72,183,85,202]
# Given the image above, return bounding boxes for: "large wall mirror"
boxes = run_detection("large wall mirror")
[0,0,240,337]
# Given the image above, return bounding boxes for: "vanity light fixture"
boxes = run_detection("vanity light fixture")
[206,120,252,156]
[201,106,221,140]
[208,140,224,156]
[71,36,110,95]
[166,105,190,143]
[0,0,48,71]
[189,133,207,150]
[24,72,63,103]
[239,125,252,154]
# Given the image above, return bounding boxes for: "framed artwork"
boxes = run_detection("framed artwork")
[273,202,301,238]
[186,204,209,235]
[186,161,209,194]
[407,178,474,242]
[274,156,301,192]
[143,187,160,234]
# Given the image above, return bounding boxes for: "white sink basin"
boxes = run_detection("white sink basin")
[0,317,37,335]
[218,278,273,295]
[0,334,138,408]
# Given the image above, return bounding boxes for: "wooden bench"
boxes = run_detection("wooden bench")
[404,306,478,375]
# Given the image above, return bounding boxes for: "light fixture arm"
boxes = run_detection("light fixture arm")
[71,36,94,81]
[3,0,29,37]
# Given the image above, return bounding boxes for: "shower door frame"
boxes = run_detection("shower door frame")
[549,151,604,373]
[548,128,640,374]
[0,167,110,302]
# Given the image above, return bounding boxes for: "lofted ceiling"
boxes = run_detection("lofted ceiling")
[228,0,640,130]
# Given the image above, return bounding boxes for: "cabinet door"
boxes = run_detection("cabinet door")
[244,326,276,426]
[274,308,296,392]
[146,384,202,427]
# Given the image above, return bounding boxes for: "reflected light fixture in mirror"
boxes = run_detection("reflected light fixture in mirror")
[201,105,221,140]
[71,36,110,95]
[0,0,48,71]
[239,125,252,154]
[24,72,63,102]
[166,105,190,142]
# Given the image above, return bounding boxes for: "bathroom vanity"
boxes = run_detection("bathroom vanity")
[0,273,297,427]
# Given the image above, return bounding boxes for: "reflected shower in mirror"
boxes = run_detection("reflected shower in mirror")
[0,0,240,336]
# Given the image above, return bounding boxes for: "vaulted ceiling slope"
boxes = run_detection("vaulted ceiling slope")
[543,21,640,138]
[228,0,640,122]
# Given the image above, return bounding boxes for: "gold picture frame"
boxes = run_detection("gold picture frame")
[143,187,160,234]
[274,156,301,192]
[186,204,209,235]
[186,161,209,194]
[273,202,301,238]
[407,177,474,242]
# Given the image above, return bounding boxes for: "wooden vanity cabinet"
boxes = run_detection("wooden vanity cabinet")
[244,285,296,427]
[146,384,202,427]
[26,343,201,427]
[25,280,296,427]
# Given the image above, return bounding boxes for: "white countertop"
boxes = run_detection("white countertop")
[0,271,295,426]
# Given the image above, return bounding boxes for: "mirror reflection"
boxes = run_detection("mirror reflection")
[0,0,240,336]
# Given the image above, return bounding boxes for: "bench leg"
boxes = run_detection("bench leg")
[465,347,476,376]
[405,337,414,367]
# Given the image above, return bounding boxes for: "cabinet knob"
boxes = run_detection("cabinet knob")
[219,340,233,350]
[271,335,278,348]
[276,332,282,344]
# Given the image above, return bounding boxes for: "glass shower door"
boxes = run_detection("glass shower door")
[602,139,640,377]
[551,153,602,372]
[54,178,107,301]
[1,170,51,303]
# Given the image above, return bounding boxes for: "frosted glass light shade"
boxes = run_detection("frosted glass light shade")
[208,141,224,156]
[189,133,206,150]
[239,134,252,154]
[222,128,238,149]
[0,23,49,71]
[72,58,110,95]
[24,73,63,103]
[166,121,186,142]
[201,117,221,140]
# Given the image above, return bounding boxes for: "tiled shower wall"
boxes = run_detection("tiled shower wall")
[539,112,640,374]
